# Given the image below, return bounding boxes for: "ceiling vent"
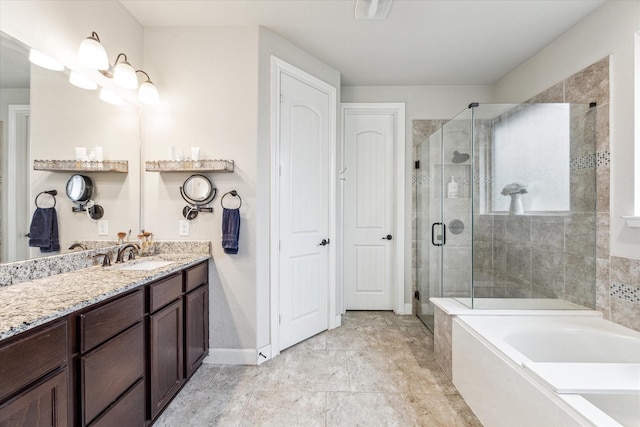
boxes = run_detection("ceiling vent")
[354,0,393,20]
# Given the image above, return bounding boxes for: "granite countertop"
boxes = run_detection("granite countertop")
[0,253,210,340]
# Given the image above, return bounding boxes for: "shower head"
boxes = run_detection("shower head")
[452,151,470,163]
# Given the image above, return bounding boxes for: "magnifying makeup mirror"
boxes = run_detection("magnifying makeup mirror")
[66,174,104,219]
[180,174,215,220]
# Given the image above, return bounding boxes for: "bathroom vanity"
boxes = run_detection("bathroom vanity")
[0,254,209,426]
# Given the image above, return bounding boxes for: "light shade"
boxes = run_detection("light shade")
[78,32,109,70]
[99,88,123,105]
[29,49,64,71]
[69,71,97,90]
[138,81,160,105]
[354,0,393,20]
[113,54,138,89]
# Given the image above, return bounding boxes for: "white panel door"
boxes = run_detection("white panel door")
[344,113,395,310]
[279,72,330,351]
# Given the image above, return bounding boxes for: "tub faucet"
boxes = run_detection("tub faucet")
[116,244,140,263]
[68,242,87,250]
[93,253,111,267]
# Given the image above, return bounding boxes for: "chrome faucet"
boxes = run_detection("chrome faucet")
[93,253,111,267]
[116,244,140,263]
[69,242,88,250]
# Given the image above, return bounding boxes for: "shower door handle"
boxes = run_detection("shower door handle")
[431,222,443,246]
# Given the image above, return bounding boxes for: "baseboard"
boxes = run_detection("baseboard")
[204,348,257,365]
[404,303,413,315]
[256,344,271,365]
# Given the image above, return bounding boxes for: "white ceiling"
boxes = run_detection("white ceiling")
[120,0,605,86]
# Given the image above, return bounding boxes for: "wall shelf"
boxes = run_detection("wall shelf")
[145,159,234,173]
[33,160,128,173]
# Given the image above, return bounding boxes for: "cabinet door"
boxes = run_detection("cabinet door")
[149,299,183,419]
[184,285,209,378]
[0,368,68,427]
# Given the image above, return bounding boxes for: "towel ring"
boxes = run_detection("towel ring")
[221,190,242,209]
[35,190,57,208]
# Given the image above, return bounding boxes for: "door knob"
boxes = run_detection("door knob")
[318,239,330,246]
[381,235,392,240]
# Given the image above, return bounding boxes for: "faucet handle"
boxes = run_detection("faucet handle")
[93,253,111,267]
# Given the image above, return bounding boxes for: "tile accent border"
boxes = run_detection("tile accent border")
[569,150,610,171]
[610,282,640,303]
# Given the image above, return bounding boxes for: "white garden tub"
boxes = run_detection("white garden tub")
[452,315,640,427]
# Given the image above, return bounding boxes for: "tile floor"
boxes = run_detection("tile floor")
[154,311,482,426]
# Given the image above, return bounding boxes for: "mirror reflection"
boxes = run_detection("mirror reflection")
[0,32,141,263]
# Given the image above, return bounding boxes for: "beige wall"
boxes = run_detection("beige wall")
[142,26,260,351]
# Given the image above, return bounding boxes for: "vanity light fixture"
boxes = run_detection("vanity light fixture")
[28,49,64,71]
[136,70,160,105]
[69,71,98,90]
[99,88,123,105]
[77,32,109,70]
[111,53,138,90]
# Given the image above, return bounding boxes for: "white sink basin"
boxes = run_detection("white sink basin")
[117,260,174,271]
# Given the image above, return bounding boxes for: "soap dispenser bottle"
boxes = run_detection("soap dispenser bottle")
[447,177,458,198]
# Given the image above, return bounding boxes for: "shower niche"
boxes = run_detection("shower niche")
[415,103,597,331]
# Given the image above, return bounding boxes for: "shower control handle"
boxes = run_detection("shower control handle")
[381,235,393,240]
[432,222,445,246]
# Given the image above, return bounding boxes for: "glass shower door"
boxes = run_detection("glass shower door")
[440,108,474,307]
[415,127,442,331]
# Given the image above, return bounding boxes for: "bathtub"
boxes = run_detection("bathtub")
[452,315,640,427]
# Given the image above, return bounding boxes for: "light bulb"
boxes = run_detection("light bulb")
[138,81,160,105]
[99,88,123,105]
[28,49,64,71]
[69,71,97,90]
[113,61,138,89]
[78,33,109,70]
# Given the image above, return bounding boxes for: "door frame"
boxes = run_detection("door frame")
[269,56,338,359]
[340,103,406,314]
[5,105,31,262]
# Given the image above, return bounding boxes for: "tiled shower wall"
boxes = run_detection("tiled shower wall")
[412,57,640,331]
[472,103,597,308]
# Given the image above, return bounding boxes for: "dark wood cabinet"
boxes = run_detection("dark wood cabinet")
[0,321,68,427]
[185,284,209,378]
[88,379,144,427]
[149,299,183,420]
[0,368,68,427]
[0,259,209,427]
[81,323,144,425]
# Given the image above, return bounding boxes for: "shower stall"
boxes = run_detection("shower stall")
[415,103,597,331]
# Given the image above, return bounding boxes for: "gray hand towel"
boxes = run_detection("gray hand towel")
[222,208,240,254]
[29,207,60,253]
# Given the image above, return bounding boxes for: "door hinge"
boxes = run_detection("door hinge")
[279,314,282,324]
[414,160,420,169]
[414,290,420,300]
[279,165,282,176]
[280,94,283,103]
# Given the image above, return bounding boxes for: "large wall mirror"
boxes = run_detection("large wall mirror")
[0,31,141,263]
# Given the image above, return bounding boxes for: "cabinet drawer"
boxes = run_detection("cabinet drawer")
[0,368,68,427]
[89,379,144,427]
[80,290,144,354]
[185,262,208,293]
[0,321,67,401]
[81,322,144,425]
[149,274,182,312]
